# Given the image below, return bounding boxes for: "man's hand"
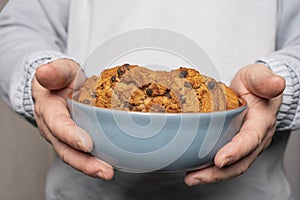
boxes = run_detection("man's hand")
[32,59,114,180]
[184,63,285,186]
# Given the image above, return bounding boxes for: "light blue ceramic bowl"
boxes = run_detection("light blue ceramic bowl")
[67,94,247,173]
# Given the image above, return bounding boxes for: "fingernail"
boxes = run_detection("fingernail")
[219,157,232,168]
[77,128,93,152]
[96,169,112,180]
[95,159,114,180]
[96,170,106,179]
[186,178,203,186]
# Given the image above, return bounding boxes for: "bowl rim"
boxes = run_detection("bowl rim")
[67,92,247,116]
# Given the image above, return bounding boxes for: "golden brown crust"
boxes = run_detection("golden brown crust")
[77,64,240,112]
[218,82,240,110]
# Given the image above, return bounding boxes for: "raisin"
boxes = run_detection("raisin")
[111,75,116,82]
[124,102,134,110]
[207,81,215,90]
[165,89,171,98]
[90,92,97,98]
[123,63,130,70]
[184,81,192,88]
[179,70,188,78]
[117,67,125,76]
[146,88,153,96]
[179,94,186,103]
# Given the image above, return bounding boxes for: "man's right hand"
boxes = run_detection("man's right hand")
[32,58,114,180]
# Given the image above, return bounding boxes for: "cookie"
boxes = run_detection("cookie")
[77,64,240,113]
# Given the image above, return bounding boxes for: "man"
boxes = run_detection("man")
[0,0,299,199]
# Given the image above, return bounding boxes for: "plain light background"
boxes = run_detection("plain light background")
[0,0,300,200]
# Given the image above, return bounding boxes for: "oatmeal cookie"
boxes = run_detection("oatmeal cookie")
[77,64,240,112]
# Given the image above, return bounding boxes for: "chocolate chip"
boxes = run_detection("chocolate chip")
[124,102,134,110]
[165,89,171,98]
[117,67,125,76]
[146,88,153,96]
[184,81,192,88]
[179,70,188,78]
[149,104,166,113]
[207,81,216,90]
[90,93,97,98]
[123,63,130,70]
[111,75,116,82]
[179,94,186,103]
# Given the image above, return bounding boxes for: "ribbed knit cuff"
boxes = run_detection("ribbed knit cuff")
[10,51,75,123]
[257,58,300,131]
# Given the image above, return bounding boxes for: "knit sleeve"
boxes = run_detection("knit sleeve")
[257,0,300,131]
[12,52,71,124]
[0,0,70,123]
[258,58,300,131]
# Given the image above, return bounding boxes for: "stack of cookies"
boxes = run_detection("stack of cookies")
[77,64,240,113]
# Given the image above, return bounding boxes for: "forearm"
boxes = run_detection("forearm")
[0,0,69,122]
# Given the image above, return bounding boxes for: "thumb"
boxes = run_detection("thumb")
[35,59,83,90]
[237,64,286,99]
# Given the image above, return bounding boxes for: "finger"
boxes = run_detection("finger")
[34,108,53,144]
[35,59,85,90]
[213,108,275,168]
[51,135,114,180]
[185,131,273,186]
[235,64,285,99]
[39,121,114,180]
[184,143,261,186]
[39,94,93,153]
[34,93,113,180]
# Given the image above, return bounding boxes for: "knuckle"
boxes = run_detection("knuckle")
[47,114,84,150]
[47,112,60,130]
[207,168,222,183]
[48,113,71,134]
[80,157,99,176]
[252,129,263,147]
[81,162,95,175]
[60,118,81,147]
[72,136,83,150]
[58,145,70,164]
[42,130,52,144]
[237,163,249,176]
